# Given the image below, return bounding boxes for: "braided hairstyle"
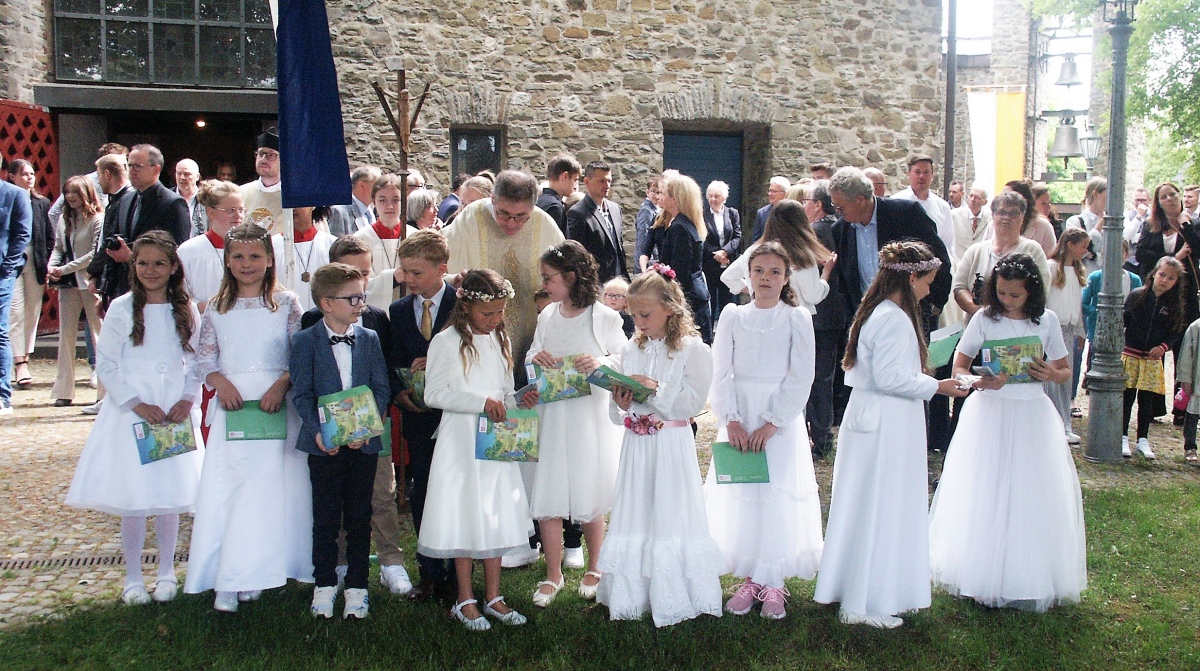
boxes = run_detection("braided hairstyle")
[129,231,194,351]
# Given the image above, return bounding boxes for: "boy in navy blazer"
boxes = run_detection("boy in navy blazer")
[388,230,457,600]
[290,263,391,620]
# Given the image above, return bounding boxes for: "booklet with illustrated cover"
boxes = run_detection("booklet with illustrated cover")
[317,385,385,448]
[586,365,654,403]
[927,324,964,369]
[978,335,1044,384]
[134,419,198,465]
[526,354,592,404]
[710,441,770,484]
[397,368,428,410]
[225,400,288,441]
[475,408,539,462]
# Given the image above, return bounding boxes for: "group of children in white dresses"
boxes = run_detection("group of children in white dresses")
[63,216,1088,630]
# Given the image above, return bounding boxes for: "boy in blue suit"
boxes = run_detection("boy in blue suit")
[291,263,391,619]
[388,230,456,601]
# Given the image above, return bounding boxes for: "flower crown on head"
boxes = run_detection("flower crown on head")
[546,245,564,258]
[881,257,941,273]
[456,278,516,302]
[649,262,676,280]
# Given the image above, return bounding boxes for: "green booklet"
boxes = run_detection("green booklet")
[979,335,1044,384]
[710,441,770,484]
[133,419,198,465]
[397,368,428,410]
[317,385,385,448]
[380,417,392,457]
[475,408,539,462]
[586,365,654,403]
[927,324,964,369]
[526,354,592,404]
[225,400,288,441]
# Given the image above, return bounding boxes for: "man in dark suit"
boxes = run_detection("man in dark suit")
[805,181,846,458]
[536,154,581,236]
[566,161,628,284]
[828,167,954,450]
[701,180,741,321]
[0,178,32,415]
[751,176,791,243]
[89,144,190,303]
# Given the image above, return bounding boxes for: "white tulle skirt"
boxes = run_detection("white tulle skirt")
[597,425,724,627]
[929,386,1087,611]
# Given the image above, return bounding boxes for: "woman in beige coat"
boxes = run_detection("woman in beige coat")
[48,176,104,405]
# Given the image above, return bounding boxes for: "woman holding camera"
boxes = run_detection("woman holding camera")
[48,176,105,406]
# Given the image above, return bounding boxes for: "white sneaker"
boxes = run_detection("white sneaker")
[335,564,347,590]
[80,400,103,416]
[213,591,238,612]
[564,546,585,570]
[380,564,413,595]
[237,590,262,602]
[343,588,369,619]
[838,609,903,629]
[1137,438,1156,460]
[1065,431,1081,445]
[310,586,337,618]
[89,370,98,389]
[501,544,541,569]
[1122,437,1132,458]
[0,402,12,417]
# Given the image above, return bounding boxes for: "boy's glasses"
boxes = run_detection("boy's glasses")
[331,294,368,307]
[603,292,627,301]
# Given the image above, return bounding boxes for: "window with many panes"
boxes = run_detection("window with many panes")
[53,0,276,88]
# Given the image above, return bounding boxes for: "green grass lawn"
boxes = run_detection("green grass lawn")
[2,484,1199,670]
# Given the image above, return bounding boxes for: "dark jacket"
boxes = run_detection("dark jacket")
[751,204,772,244]
[567,194,629,283]
[634,197,659,267]
[388,281,457,442]
[1124,286,1186,354]
[810,213,847,332]
[701,204,741,278]
[23,193,54,284]
[89,182,191,300]
[301,304,399,395]
[659,214,709,307]
[0,181,32,280]
[536,188,567,236]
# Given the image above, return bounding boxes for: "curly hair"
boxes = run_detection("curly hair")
[747,241,799,307]
[627,269,698,353]
[129,231,194,352]
[843,240,936,371]
[540,240,601,309]
[447,269,513,372]
[982,253,1047,324]
[209,223,280,314]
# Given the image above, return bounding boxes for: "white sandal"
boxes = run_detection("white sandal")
[532,577,564,608]
[121,583,151,606]
[451,599,491,631]
[483,596,527,625]
[152,577,178,603]
[577,570,602,600]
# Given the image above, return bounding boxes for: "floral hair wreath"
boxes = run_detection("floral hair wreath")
[546,245,564,258]
[649,262,676,280]
[456,278,516,302]
[881,257,941,273]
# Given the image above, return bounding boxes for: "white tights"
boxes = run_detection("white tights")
[120,515,180,587]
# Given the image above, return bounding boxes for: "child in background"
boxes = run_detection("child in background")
[704,242,823,620]
[1121,256,1189,459]
[290,263,392,619]
[597,265,723,627]
[601,277,636,338]
[929,253,1085,611]
[354,174,418,309]
[1081,242,1141,383]
[1176,316,1200,462]
[184,223,313,612]
[533,289,552,315]
[419,269,539,631]
[1044,228,1090,444]
[527,241,627,607]
[65,231,204,605]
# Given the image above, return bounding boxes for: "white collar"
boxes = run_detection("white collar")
[257,179,281,193]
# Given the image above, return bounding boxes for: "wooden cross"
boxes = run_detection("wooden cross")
[371,69,431,241]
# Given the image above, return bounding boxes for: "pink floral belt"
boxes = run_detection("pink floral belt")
[624,414,689,435]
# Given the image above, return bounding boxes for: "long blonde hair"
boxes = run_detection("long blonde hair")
[447,269,513,372]
[843,241,937,372]
[208,223,280,314]
[653,172,706,241]
[1049,228,1089,289]
[627,267,698,353]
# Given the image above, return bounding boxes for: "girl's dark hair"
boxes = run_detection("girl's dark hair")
[540,240,601,309]
[983,253,1046,324]
[129,231,194,351]
[1131,256,1189,333]
[448,269,513,372]
[759,200,831,269]
[843,241,936,371]
[747,241,798,307]
[1004,179,1037,235]
[209,223,279,314]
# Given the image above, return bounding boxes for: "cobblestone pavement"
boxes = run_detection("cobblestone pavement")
[1,358,1197,629]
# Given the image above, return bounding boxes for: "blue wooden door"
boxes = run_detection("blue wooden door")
[663,132,743,214]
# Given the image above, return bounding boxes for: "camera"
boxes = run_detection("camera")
[104,235,125,251]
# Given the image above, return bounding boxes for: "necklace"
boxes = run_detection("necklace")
[377,230,398,271]
[295,233,318,283]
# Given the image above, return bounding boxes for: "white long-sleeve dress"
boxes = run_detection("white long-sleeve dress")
[418,328,535,559]
[813,300,940,617]
[720,241,829,312]
[526,302,628,523]
[596,335,723,627]
[184,292,314,594]
[65,296,205,516]
[703,302,824,587]
[928,309,1086,611]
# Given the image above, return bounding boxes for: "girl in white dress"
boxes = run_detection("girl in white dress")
[814,241,967,629]
[420,269,539,631]
[597,266,723,628]
[65,231,204,606]
[528,241,628,606]
[704,242,823,620]
[183,223,313,612]
[929,253,1086,611]
[1044,228,1090,442]
[720,200,836,312]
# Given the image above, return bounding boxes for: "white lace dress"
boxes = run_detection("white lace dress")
[596,335,724,627]
[65,296,205,516]
[703,302,824,587]
[183,292,314,594]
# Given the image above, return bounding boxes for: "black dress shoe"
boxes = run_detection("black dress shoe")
[407,581,438,602]
[54,399,72,407]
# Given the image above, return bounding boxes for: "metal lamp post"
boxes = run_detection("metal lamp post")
[1079,124,1102,179]
[1085,0,1138,463]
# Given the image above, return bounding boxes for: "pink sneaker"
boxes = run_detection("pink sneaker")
[759,585,791,619]
[724,578,761,615]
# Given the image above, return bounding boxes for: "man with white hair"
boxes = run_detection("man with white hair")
[328,164,381,236]
[702,180,741,320]
[751,175,790,242]
[950,185,991,261]
[863,167,888,198]
[173,158,206,237]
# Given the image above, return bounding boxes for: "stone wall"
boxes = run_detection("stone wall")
[0,0,51,104]
[328,0,945,214]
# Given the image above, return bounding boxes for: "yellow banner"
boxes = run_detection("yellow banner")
[994,91,1027,196]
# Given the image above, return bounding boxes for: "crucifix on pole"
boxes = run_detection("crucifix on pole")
[371,69,432,241]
